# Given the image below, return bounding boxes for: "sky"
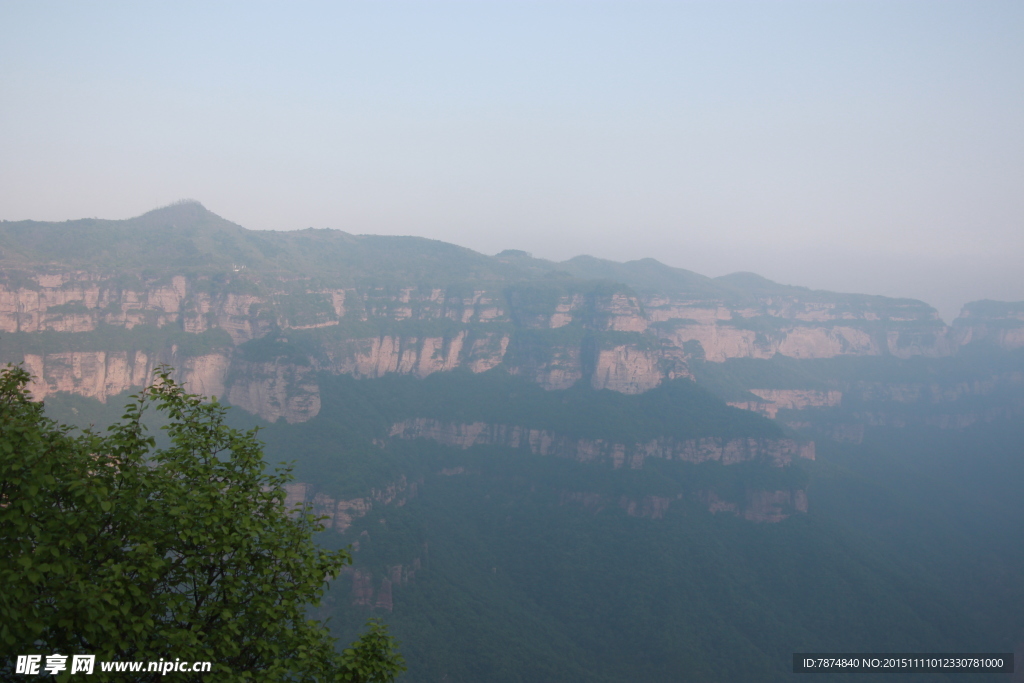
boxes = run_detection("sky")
[1,1,1022,321]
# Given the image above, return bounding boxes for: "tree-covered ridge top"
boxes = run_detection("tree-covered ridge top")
[712,271,939,309]
[0,202,513,287]
[0,201,958,314]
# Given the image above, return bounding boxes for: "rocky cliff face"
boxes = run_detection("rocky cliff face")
[227,359,320,423]
[0,272,670,409]
[282,475,418,535]
[283,478,423,612]
[388,418,815,468]
[2,206,1015,424]
[729,390,843,419]
[590,344,672,393]
[699,489,809,523]
[560,488,808,523]
[648,294,952,362]
[342,558,422,613]
[385,417,813,522]
[317,330,509,380]
[21,349,230,404]
[951,300,1024,350]
[4,267,991,422]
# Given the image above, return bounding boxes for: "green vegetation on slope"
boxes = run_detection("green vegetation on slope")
[1,366,404,682]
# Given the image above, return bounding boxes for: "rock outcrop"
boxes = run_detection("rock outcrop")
[560,488,808,523]
[282,476,417,534]
[590,345,665,393]
[227,360,320,423]
[385,417,814,523]
[21,349,229,403]
[388,418,814,468]
[730,389,843,418]
[699,489,808,523]
[951,300,1024,350]
[651,299,952,362]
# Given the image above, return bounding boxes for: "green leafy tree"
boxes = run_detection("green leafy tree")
[0,364,404,682]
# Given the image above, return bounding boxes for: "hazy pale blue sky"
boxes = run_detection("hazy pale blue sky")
[1,1,1021,319]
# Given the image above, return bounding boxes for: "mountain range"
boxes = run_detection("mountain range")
[3,201,1022,682]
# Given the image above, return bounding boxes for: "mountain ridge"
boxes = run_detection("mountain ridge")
[2,203,1021,426]
[0,200,987,314]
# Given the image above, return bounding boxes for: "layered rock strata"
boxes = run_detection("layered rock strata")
[3,230,1017,423]
[951,301,1024,350]
[281,476,417,535]
[388,418,815,468]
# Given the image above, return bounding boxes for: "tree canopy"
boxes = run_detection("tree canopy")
[0,364,404,682]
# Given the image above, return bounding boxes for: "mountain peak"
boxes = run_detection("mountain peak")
[136,199,219,224]
[715,271,782,289]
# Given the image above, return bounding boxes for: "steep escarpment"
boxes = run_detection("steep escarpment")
[728,389,843,419]
[694,349,1024,442]
[226,358,320,423]
[0,266,676,411]
[251,369,811,532]
[389,417,812,522]
[19,348,231,404]
[388,418,814,468]
[282,476,418,535]
[951,300,1024,350]
[646,281,952,362]
[2,202,1017,425]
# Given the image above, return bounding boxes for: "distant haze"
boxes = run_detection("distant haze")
[2,1,1022,321]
